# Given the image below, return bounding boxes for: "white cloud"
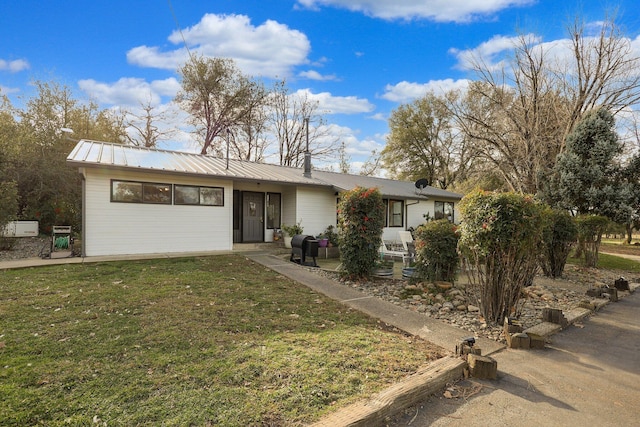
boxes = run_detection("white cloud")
[78,77,181,107]
[301,122,386,175]
[451,31,640,78]
[382,79,471,103]
[449,34,540,71]
[127,13,311,78]
[296,0,534,23]
[0,85,20,94]
[298,70,339,81]
[293,88,375,114]
[0,58,29,73]
[369,112,387,121]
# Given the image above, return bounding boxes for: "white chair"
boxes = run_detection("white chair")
[398,230,414,251]
[379,239,412,265]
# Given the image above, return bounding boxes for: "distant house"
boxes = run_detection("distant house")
[66,140,462,257]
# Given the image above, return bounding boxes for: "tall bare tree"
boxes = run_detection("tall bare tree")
[268,80,339,167]
[230,100,269,162]
[560,16,640,142]
[451,15,640,194]
[175,56,267,156]
[124,99,175,148]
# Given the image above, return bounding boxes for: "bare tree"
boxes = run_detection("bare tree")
[451,15,640,194]
[560,16,640,143]
[175,56,267,156]
[268,80,339,167]
[338,141,351,174]
[359,149,382,176]
[229,101,269,162]
[124,99,175,148]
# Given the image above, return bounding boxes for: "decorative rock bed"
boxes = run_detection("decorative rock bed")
[313,264,637,343]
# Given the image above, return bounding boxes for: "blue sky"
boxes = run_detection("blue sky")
[1,0,639,173]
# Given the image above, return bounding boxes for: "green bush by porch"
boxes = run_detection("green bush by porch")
[338,187,385,278]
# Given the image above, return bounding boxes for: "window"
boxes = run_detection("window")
[388,199,404,227]
[435,201,455,222]
[174,185,224,206]
[266,193,281,229]
[111,180,171,204]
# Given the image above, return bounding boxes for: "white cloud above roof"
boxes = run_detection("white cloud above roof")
[78,77,181,106]
[382,79,471,102]
[449,34,540,71]
[298,70,339,81]
[296,0,534,22]
[126,13,311,78]
[0,58,30,73]
[294,89,375,114]
[450,30,640,78]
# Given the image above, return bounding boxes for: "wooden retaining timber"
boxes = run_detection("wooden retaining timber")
[310,356,466,427]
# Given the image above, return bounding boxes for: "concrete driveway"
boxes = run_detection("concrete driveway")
[390,290,640,426]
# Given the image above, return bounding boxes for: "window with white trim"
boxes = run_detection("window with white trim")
[434,201,454,222]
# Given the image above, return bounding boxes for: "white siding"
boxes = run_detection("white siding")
[83,169,232,256]
[296,187,337,237]
[281,187,297,231]
[406,200,430,229]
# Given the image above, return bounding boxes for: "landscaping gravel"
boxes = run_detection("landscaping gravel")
[313,265,635,343]
[0,236,50,261]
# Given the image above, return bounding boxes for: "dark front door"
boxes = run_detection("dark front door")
[242,192,264,242]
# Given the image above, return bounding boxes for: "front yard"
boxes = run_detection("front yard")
[0,255,443,426]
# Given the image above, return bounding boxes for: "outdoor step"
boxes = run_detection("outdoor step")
[523,321,562,338]
[564,307,592,324]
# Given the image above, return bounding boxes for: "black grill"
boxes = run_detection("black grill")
[290,234,319,267]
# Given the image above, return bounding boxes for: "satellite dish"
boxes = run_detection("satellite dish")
[415,178,429,190]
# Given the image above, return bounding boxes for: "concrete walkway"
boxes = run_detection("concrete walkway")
[389,289,640,426]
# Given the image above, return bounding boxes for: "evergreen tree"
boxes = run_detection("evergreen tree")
[545,108,631,219]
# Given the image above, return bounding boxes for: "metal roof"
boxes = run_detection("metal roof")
[312,169,462,200]
[67,140,462,200]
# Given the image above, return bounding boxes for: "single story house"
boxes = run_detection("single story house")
[66,139,462,257]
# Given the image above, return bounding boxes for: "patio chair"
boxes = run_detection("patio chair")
[398,230,414,251]
[379,239,412,265]
[398,230,416,264]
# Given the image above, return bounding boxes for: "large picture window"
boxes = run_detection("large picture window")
[266,193,281,229]
[174,185,224,206]
[434,201,454,222]
[111,180,171,204]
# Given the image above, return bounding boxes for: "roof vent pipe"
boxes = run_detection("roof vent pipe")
[303,117,311,178]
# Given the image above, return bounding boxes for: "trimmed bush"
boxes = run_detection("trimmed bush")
[575,214,609,267]
[413,219,459,283]
[338,187,385,278]
[458,190,546,325]
[539,209,578,278]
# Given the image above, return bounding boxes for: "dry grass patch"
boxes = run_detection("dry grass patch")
[0,255,443,426]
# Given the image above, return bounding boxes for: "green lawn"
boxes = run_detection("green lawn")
[0,255,442,426]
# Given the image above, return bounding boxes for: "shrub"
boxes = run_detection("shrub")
[413,219,459,283]
[322,225,340,246]
[539,209,578,278]
[338,187,385,278]
[281,221,304,237]
[574,214,609,267]
[458,190,546,325]
[0,181,18,250]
